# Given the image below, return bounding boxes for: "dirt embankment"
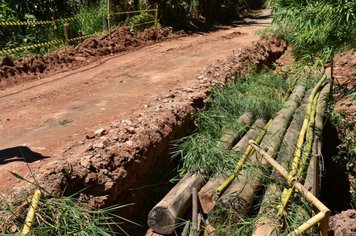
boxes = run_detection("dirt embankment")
[0,27,183,88]
[26,37,288,207]
[327,50,356,236]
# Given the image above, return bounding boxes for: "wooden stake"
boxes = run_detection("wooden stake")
[63,23,72,44]
[192,187,198,236]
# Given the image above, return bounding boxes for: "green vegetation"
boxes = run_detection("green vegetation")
[268,0,356,64]
[172,71,289,177]
[0,173,137,235]
[0,0,264,58]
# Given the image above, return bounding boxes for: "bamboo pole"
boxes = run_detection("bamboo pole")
[253,90,311,236]
[249,141,330,236]
[208,85,306,226]
[278,76,328,217]
[289,76,327,178]
[22,189,42,235]
[198,118,266,214]
[304,83,331,195]
[216,119,272,196]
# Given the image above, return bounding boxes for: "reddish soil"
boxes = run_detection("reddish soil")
[0,27,183,89]
[333,50,356,124]
[327,49,356,236]
[0,12,287,203]
[329,209,356,236]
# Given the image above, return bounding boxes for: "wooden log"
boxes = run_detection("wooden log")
[218,112,254,149]
[198,118,267,214]
[253,90,311,236]
[147,173,204,235]
[208,85,306,226]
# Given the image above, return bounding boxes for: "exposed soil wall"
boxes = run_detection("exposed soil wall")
[0,27,184,89]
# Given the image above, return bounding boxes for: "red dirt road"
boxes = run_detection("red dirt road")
[0,14,271,193]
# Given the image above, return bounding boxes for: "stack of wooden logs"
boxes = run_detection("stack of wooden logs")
[145,70,331,236]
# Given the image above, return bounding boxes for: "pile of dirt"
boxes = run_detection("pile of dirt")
[329,209,356,236]
[0,27,183,88]
[19,37,288,208]
[333,50,356,124]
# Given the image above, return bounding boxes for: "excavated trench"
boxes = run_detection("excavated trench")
[32,37,290,234]
[32,36,351,235]
[320,120,351,212]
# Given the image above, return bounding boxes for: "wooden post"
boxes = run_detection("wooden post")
[154,4,159,29]
[147,173,204,235]
[63,23,72,44]
[192,187,198,236]
[106,0,112,39]
[103,16,109,32]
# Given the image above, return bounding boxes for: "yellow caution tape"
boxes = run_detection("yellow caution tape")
[0,20,55,26]
[110,9,156,16]
[0,9,156,27]
[0,8,158,55]
[0,39,63,55]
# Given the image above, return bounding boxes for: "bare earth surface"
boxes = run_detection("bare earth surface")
[0,14,271,193]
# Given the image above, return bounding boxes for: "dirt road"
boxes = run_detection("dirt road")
[0,13,271,192]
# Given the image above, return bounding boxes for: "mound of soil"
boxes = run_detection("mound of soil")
[0,27,184,89]
[333,50,356,124]
[22,37,287,208]
[329,209,356,236]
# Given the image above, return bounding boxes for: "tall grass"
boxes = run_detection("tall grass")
[171,72,289,177]
[268,0,356,64]
[0,172,138,235]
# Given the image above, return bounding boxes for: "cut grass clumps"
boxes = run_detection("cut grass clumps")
[0,189,137,235]
[172,72,289,177]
